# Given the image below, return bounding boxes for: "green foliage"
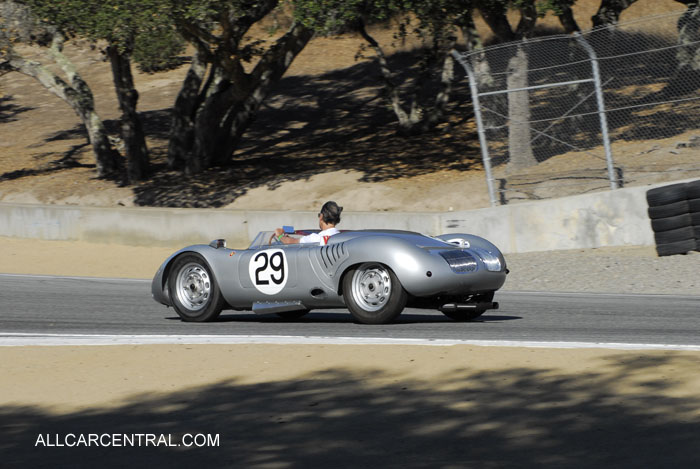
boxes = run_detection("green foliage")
[535,0,576,16]
[22,0,185,71]
[132,27,185,73]
[292,0,403,35]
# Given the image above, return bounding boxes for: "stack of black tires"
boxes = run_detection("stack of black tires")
[646,180,700,256]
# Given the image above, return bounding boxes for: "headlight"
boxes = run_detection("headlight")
[471,247,502,272]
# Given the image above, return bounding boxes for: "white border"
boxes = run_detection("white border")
[1,333,700,350]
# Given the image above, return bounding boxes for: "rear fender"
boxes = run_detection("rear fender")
[436,233,507,270]
[331,236,448,296]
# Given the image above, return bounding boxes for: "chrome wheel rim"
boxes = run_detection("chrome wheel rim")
[175,262,212,311]
[351,263,391,312]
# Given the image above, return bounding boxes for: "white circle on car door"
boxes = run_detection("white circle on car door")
[249,249,288,295]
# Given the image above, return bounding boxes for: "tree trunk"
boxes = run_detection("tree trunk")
[107,46,149,183]
[506,45,536,173]
[419,39,457,133]
[357,19,415,131]
[478,3,516,42]
[186,22,313,173]
[358,19,454,135]
[557,4,581,33]
[189,69,237,173]
[476,2,538,172]
[221,22,314,158]
[591,0,639,27]
[516,0,538,38]
[459,8,493,87]
[2,49,120,178]
[677,4,700,72]
[167,49,207,169]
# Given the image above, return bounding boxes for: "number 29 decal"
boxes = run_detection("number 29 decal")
[248,249,288,295]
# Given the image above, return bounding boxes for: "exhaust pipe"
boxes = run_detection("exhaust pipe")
[439,302,499,314]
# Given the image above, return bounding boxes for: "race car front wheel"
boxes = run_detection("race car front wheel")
[343,263,407,324]
[168,253,225,322]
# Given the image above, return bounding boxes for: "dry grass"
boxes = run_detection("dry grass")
[0,0,695,211]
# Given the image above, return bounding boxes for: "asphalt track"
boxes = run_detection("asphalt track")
[1,273,699,348]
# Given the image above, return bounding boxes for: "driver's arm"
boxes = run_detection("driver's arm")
[280,234,299,244]
[273,227,300,244]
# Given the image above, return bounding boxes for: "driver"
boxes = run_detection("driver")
[274,201,343,245]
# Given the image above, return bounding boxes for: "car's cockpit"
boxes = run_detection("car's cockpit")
[248,228,321,249]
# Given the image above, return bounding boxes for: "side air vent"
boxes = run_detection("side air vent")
[318,242,347,269]
[439,250,478,273]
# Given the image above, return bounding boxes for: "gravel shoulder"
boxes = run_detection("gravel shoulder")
[504,245,700,295]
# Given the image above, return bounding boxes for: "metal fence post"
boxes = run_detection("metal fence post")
[575,32,618,190]
[452,50,498,207]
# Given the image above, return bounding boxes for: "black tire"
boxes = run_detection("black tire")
[276,309,310,320]
[654,226,695,245]
[646,183,688,207]
[656,239,697,257]
[689,198,700,213]
[650,213,692,232]
[686,179,700,199]
[693,212,700,226]
[648,200,690,219]
[342,263,407,324]
[168,253,225,322]
[441,292,494,322]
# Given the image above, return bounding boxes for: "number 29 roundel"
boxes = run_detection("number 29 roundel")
[249,249,289,295]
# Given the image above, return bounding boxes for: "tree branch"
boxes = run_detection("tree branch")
[357,17,411,126]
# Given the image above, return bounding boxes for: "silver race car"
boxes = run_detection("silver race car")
[151,229,508,324]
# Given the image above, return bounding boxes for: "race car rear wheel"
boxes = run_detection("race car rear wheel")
[168,253,225,322]
[343,263,407,324]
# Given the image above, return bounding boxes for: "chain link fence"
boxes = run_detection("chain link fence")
[454,8,700,206]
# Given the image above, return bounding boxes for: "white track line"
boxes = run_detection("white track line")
[0,273,150,283]
[1,333,700,350]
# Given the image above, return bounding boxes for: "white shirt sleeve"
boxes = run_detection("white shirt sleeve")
[300,228,339,245]
[300,233,321,244]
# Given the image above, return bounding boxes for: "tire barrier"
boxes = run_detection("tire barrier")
[646,180,700,256]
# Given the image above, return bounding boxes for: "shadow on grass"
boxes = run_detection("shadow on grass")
[0,144,92,183]
[17,29,699,207]
[2,354,700,467]
[0,95,33,124]
[129,49,479,207]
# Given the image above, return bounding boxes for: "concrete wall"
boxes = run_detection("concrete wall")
[0,203,439,250]
[441,184,657,253]
[3,180,694,253]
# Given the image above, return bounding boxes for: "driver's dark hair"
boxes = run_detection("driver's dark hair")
[320,201,343,225]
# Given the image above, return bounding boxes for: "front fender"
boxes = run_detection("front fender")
[151,244,233,306]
